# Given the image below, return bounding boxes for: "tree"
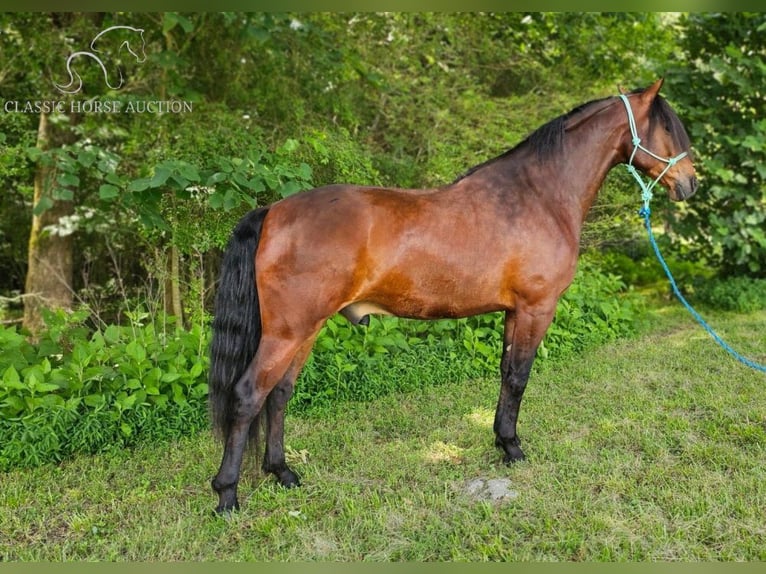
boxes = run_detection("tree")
[0,13,107,334]
[666,12,766,277]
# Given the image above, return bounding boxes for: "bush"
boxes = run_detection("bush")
[693,276,766,313]
[0,310,209,471]
[0,258,641,470]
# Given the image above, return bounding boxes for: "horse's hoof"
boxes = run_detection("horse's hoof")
[213,500,240,517]
[277,468,301,489]
[496,436,525,464]
[503,448,526,465]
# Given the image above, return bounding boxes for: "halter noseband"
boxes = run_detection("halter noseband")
[618,94,688,215]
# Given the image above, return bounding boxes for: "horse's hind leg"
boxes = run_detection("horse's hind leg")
[211,363,260,514]
[261,338,315,487]
[494,305,556,464]
[211,335,313,514]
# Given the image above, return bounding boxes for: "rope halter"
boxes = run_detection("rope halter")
[618,94,688,217]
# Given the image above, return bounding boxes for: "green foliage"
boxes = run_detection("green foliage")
[0,310,209,471]
[541,261,640,359]
[590,238,716,298]
[665,13,766,277]
[301,129,382,187]
[694,276,766,313]
[119,139,313,252]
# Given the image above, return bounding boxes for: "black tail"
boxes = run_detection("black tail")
[209,207,270,441]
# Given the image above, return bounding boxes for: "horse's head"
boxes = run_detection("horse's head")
[122,27,147,64]
[90,26,146,64]
[621,79,698,202]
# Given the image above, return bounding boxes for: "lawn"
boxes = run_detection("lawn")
[2,307,765,561]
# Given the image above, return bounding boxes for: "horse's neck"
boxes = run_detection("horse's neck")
[451,110,626,244]
[525,110,626,224]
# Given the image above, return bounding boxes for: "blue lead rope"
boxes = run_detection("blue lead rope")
[640,206,766,373]
[619,94,766,374]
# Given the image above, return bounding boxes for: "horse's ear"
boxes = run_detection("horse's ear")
[641,78,664,101]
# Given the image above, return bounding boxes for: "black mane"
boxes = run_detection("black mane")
[453,87,691,183]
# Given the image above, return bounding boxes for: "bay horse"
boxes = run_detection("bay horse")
[208,79,697,513]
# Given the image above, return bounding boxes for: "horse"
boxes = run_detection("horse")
[208,78,697,514]
[54,25,146,94]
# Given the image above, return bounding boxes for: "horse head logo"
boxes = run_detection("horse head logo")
[54,25,146,94]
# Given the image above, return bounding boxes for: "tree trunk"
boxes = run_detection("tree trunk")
[22,112,75,336]
[163,244,184,326]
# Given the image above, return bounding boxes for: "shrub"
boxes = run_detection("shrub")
[0,310,209,471]
[693,276,766,313]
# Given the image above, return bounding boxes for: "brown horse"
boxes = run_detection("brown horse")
[208,79,697,513]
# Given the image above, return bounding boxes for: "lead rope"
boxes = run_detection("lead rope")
[619,94,766,373]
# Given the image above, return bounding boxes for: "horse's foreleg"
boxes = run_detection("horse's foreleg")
[494,305,556,464]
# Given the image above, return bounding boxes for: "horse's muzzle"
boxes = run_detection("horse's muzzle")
[674,175,698,201]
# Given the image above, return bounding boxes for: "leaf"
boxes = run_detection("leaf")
[105,172,124,186]
[178,163,200,182]
[278,180,302,198]
[77,150,97,168]
[162,12,179,33]
[57,173,80,188]
[99,184,120,200]
[189,362,204,378]
[297,162,313,181]
[26,147,42,161]
[163,12,194,34]
[223,188,240,211]
[2,366,24,390]
[161,372,181,383]
[117,392,138,410]
[103,324,120,343]
[84,394,106,408]
[127,178,152,192]
[33,196,54,216]
[149,167,171,188]
[53,187,74,201]
[125,341,146,363]
[245,177,266,193]
[34,382,61,393]
[206,171,228,185]
[208,191,225,210]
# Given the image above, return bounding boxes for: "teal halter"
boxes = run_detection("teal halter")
[618,93,688,216]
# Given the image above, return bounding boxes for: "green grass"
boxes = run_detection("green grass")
[2,306,765,561]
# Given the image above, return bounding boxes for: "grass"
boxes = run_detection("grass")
[1,306,765,561]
